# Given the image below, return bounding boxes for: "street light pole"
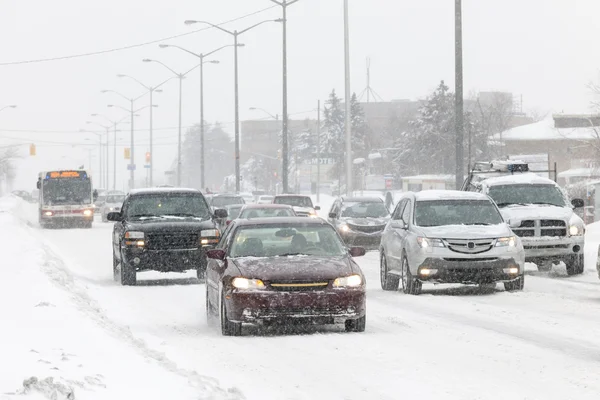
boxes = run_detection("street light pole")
[455,0,464,190]
[184,19,280,193]
[270,0,299,194]
[130,98,135,189]
[317,99,321,202]
[177,75,183,186]
[344,0,353,195]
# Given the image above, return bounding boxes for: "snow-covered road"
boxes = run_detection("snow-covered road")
[5,197,600,399]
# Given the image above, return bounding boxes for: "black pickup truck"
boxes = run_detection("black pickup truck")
[107,188,227,286]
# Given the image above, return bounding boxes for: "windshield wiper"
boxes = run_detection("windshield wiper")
[530,202,561,207]
[279,252,304,257]
[496,202,529,208]
[464,223,493,226]
[162,213,204,218]
[130,214,162,219]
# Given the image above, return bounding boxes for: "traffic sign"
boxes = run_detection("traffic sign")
[143,164,151,169]
[127,164,136,171]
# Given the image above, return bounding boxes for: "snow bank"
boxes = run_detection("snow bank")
[0,196,243,400]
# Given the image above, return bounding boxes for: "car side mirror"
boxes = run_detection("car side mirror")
[508,219,520,229]
[214,209,228,219]
[571,198,585,209]
[349,246,366,257]
[36,180,41,189]
[391,220,407,230]
[328,212,337,219]
[107,212,123,222]
[206,249,226,260]
[93,190,98,201]
[314,206,321,211]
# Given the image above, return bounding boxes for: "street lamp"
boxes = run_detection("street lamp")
[102,89,148,189]
[184,18,282,193]
[85,121,111,188]
[90,113,129,190]
[249,107,279,120]
[269,0,300,194]
[142,58,211,187]
[116,74,172,186]
[158,43,234,190]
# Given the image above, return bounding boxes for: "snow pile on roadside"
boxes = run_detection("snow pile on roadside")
[0,196,243,400]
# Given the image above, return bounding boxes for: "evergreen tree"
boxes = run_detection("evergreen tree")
[350,93,369,157]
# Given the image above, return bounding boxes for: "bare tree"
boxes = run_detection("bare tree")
[0,147,19,195]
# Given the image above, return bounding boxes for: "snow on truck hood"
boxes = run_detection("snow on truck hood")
[415,223,512,239]
[498,204,576,224]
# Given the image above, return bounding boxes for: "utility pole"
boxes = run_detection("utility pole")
[344,0,352,195]
[149,89,154,187]
[105,127,109,189]
[454,0,464,190]
[113,123,117,190]
[178,75,183,186]
[129,98,135,190]
[316,99,321,202]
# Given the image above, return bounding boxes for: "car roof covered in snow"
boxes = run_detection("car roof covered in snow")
[341,196,384,203]
[274,194,311,198]
[480,173,557,187]
[232,216,330,227]
[241,203,293,209]
[129,187,202,196]
[414,190,490,201]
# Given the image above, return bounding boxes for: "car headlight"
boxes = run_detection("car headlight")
[339,224,350,232]
[417,237,444,248]
[333,274,363,288]
[231,277,265,290]
[569,225,584,236]
[125,231,144,239]
[83,209,93,217]
[496,236,516,247]
[109,207,114,211]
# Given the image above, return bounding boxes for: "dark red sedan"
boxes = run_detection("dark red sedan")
[205,217,367,336]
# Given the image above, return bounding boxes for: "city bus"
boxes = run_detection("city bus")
[36,170,98,229]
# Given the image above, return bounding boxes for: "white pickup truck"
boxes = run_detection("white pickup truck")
[464,161,585,275]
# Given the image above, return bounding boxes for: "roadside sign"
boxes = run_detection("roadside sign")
[143,165,151,169]
[127,164,136,171]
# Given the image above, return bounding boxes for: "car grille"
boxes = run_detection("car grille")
[295,211,310,217]
[269,281,330,292]
[146,232,199,250]
[513,219,566,238]
[347,223,386,233]
[444,239,494,254]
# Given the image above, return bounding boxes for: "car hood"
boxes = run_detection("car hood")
[341,217,389,226]
[498,204,574,224]
[414,223,512,239]
[125,218,216,232]
[232,255,355,281]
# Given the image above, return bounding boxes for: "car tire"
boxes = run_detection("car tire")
[402,255,422,295]
[536,261,553,272]
[380,253,399,291]
[345,314,366,333]
[504,275,525,292]
[565,254,584,276]
[206,284,217,325]
[112,251,119,282]
[220,292,241,336]
[119,252,136,286]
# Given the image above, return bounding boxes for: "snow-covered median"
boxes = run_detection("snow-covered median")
[0,196,242,400]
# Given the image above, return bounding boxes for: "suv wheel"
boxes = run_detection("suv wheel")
[380,253,399,291]
[565,254,584,276]
[402,256,422,295]
[112,251,119,282]
[536,261,553,272]
[504,275,525,291]
[345,314,366,332]
[220,292,241,336]
[119,250,137,286]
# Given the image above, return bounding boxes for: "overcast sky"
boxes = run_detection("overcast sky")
[2,0,600,190]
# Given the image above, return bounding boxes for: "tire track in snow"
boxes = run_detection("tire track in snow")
[22,223,245,400]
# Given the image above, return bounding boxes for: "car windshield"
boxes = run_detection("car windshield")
[225,205,243,219]
[415,200,503,227]
[341,202,389,218]
[126,193,210,219]
[229,224,347,258]
[106,195,125,204]
[211,196,244,207]
[274,196,313,208]
[42,179,92,205]
[488,184,567,207]
[240,207,295,219]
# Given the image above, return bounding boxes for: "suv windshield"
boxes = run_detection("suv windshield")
[126,193,210,219]
[341,202,389,218]
[488,184,567,207]
[274,196,313,208]
[211,196,244,207]
[415,200,503,227]
[229,224,346,258]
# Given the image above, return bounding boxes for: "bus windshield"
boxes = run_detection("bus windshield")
[42,179,92,205]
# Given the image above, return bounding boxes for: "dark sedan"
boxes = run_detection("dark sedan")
[205,217,367,336]
[327,196,391,250]
[107,188,227,285]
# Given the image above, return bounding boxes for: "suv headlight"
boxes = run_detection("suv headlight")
[231,277,265,290]
[496,236,516,247]
[417,237,444,248]
[569,225,584,236]
[125,231,144,239]
[200,229,220,246]
[333,274,363,288]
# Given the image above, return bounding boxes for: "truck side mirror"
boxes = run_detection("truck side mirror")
[328,212,337,219]
[36,180,41,189]
[571,198,584,209]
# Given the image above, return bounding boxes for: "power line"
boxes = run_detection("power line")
[0,5,277,66]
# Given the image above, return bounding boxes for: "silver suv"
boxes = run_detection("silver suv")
[379,190,525,295]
